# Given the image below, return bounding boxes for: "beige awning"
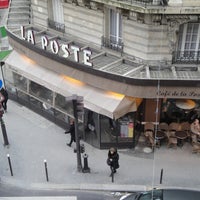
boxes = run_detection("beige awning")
[5,51,141,119]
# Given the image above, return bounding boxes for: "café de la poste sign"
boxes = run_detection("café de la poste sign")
[20,26,93,67]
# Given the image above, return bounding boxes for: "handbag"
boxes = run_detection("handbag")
[106,158,111,166]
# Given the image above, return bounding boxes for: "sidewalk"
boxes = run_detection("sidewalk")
[0,100,200,192]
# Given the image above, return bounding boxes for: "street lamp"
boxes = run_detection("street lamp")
[72,94,84,172]
[66,94,84,172]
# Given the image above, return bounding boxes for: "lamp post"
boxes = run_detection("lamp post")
[72,95,84,172]
[66,94,84,172]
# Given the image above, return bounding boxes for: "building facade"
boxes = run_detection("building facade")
[3,0,200,148]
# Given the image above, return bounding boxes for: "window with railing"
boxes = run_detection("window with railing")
[102,8,123,53]
[48,18,65,33]
[47,0,65,33]
[173,23,200,64]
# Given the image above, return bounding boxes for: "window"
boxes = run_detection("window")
[177,23,200,60]
[109,9,122,46]
[48,0,65,32]
[52,0,64,24]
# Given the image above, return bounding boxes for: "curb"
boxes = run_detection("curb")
[0,176,146,192]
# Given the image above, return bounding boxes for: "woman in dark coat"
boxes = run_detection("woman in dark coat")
[107,147,119,176]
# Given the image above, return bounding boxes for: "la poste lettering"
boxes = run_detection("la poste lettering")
[20,26,93,67]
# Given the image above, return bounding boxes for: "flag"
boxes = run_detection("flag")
[0,26,7,38]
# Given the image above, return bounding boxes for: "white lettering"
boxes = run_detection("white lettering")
[50,40,59,54]
[62,44,70,58]
[20,27,93,66]
[21,26,26,40]
[83,49,92,67]
[41,36,49,50]
[71,45,80,62]
[27,30,35,45]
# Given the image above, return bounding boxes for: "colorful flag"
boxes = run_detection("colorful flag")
[0,26,7,38]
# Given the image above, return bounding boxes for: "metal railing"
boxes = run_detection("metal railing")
[47,18,65,33]
[101,36,124,53]
[99,0,167,6]
[172,50,200,64]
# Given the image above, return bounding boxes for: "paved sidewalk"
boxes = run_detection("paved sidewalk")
[0,100,200,192]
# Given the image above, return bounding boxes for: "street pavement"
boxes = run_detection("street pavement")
[0,100,200,193]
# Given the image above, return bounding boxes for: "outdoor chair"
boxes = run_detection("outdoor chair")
[158,122,169,133]
[144,131,155,149]
[180,121,191,142]
[144,123,155,149]
[168,122,180,137]
[166,124,178,148]
[167,135,178,148]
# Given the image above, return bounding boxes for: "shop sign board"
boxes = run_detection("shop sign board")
[20,26,93,67]
[157,89,200,99]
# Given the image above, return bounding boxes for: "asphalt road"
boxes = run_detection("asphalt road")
[0,182,122,200]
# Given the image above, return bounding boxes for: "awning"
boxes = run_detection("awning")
[5,51,141,119]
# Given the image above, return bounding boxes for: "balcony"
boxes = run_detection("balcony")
[101,36,124,53]
[47,19,65,33]
[92,0,168,7]
[172,51,200,65]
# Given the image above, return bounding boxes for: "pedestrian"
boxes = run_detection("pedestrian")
[0,87,8,112]
[190,118,200,142]
[107,147,119,176]
[65,119,76,147]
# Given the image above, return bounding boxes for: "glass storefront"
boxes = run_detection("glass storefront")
[3,67,138,149]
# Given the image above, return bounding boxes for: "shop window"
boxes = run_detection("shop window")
[29,81,53,105]
[55,93,73,116]
[13,72,27,92]
[177,23,200,61]
[100,114,134,145]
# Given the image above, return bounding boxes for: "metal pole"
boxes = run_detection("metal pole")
[0,117,9,146]
[73,99,82,172]
[7,154,13,176]
[160,168,163,184]
[111,168,114,183]
[44,160,49,182]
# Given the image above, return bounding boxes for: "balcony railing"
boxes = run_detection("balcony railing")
[101,36,124,53]
[47,19,65,33]
[99,0,168,6]
[172,51,200,65]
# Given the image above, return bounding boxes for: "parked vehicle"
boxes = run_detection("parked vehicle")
[120,188,200,200]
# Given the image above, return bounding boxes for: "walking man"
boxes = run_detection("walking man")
[65,119,76,147]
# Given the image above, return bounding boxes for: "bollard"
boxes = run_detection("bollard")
[82,153,90,173]
[7,154,13,176]
[160,168,163,184]
[44,160,49,182]
[111,171,114,183]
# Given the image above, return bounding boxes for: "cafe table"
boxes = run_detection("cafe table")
[175,131,188,147]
